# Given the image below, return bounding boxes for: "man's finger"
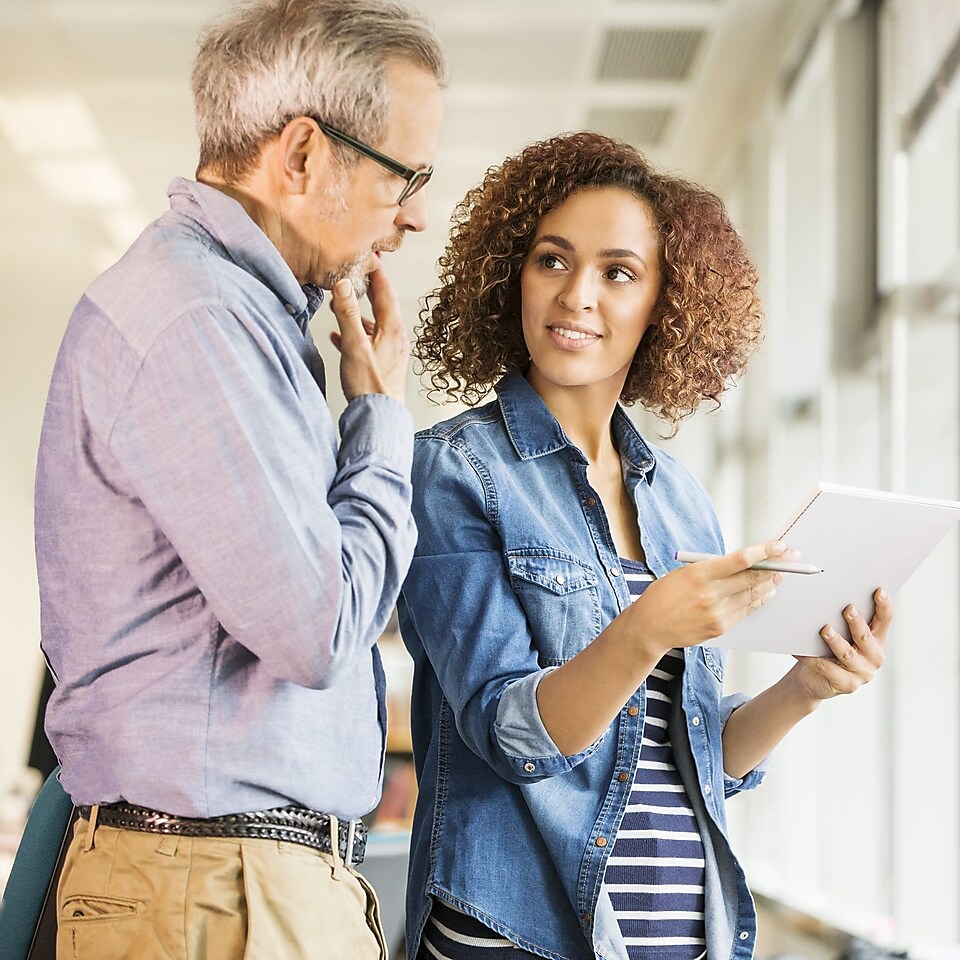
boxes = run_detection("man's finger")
[365,265,403,338]
[330,278,365,345]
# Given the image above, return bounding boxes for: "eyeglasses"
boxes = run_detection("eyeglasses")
[312,118,433,207]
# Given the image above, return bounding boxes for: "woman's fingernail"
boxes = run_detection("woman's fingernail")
[822,626,835,639]
[769,541,786,555]
[878,589,888,601]
[846,606,859,620]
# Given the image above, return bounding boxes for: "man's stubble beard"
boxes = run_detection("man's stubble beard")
[317,167,406,297]
[326,228,405,298]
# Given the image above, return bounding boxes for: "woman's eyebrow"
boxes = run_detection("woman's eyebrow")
[599,247,644,265]
[532,235,647,269]
[532,234,574,250]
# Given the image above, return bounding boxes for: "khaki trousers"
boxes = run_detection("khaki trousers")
[56,809,387,960]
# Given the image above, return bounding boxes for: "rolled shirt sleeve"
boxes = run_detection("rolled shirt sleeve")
[719,691,768,796]
[401,436,600,784]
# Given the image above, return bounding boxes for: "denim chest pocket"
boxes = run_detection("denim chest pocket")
[700,645,726,683]
[506,550,602,665]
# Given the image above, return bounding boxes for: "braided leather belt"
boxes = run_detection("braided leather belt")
[79,802,367,865]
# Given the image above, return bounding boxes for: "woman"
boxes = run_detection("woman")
[397,131,889,960]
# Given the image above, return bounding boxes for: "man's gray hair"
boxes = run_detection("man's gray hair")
[192,0,447,182]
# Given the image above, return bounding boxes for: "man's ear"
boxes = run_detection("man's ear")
[275,117,331,196]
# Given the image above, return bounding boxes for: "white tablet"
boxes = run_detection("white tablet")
[706,483,960,656]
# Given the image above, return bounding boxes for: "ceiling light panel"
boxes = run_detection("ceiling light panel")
[440,27,588,85]
[0,93,104,154]
[587,106,674,146]
[33,155,135,206]
[597,27,706,82]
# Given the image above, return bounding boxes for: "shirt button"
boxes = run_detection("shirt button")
[284,303,298,315]
[582,912,592,924]
[692,716,701,726]
[523,762,536,772]
[739,932,750,940]
[555,574,566,585]
[617,772,629,783]
[585,497,597,508]
[627,706,639,717]
[595,836,608,847]
[704,783,712,795]
[610,568,621,577]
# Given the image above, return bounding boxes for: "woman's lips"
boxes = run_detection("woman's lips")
[547,325,600,350]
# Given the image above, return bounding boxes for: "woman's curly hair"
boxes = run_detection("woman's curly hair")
[415,131,763,428]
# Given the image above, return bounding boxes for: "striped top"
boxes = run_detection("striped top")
[418,558,706,960]
[604,556,706,959]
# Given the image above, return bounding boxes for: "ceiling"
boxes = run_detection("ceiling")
[0,0,827,450]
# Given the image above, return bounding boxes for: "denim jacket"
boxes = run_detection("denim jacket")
[398,370,766,960]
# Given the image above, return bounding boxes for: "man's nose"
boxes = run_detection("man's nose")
[396,188,429,233]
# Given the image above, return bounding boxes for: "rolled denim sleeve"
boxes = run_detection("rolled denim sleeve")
[719,692,768,796]
[400,436,597,784]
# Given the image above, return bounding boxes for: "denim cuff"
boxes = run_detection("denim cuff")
[720,692,770,796]
[494,669,602,779]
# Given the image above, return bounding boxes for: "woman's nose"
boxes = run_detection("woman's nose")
[558,271,597,311]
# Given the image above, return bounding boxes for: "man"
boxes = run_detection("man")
[34,1,445,956]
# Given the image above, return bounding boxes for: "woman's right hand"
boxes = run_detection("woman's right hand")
[624,541,788,659]
[537,540,789,757]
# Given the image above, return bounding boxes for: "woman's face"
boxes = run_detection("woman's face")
[520,186,662,401]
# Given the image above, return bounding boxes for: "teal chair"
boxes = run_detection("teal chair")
[0,766,77,960]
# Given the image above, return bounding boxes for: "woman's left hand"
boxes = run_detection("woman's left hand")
[790,588,893,701]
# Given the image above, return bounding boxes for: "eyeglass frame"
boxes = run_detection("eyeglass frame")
[310,118,433,207]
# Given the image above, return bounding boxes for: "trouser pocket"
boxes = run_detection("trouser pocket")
[61,894,141,921]
[58,894,145,960]
[351,866,388,959]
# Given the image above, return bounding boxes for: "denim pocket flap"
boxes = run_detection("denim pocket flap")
[700,645,725,682]
[506,551,598,595]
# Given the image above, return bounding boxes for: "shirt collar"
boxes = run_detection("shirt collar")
[166,177,323,330]
[494,369,658,482]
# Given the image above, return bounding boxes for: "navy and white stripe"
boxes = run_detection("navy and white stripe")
[419,899,541,959]
[603,556,706,959]
[418,558,707,960]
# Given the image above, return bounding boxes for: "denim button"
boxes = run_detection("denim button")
[595,836,607,847]
[627,706,639,717]
[610,568,620,577]
[585,497,597,508]
[739,932,750,940]
[523,762,536,772]
[704,783,712,795]
[617,772,629,783]
[555,574,565,585]
[692,716,701,726]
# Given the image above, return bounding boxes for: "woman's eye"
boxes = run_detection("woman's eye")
[606,266,635,283]
[538,253,564,270]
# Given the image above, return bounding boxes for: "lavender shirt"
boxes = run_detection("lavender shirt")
[35,178,416,820]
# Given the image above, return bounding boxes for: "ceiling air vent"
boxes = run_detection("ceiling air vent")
[586,106,674,146]
[597,27,705,82]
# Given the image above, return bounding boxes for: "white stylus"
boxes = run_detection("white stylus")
[674,551,823,575]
